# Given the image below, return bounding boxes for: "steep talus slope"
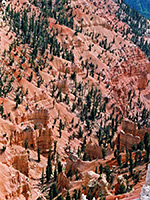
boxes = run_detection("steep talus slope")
[0,0,149,199]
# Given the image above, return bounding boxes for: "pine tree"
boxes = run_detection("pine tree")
[78,126,83,138]
[54,141,57,156]
[59,129,62,138]
[41,168,44,185]
[49,188,53,200]
[104,163,110,182]
[73,190,77,200]
[37,147,40,162]
[138,150,142,162]
[72,102,76,112]
[67,166,73,180]
[146,144,150,163]
[46,165,50,182]
[56,195,64,200]
[48,148,52,166]
[129,151,133,176]
[144,132,149,151]
[117,154,122,167]
[58,161,62,174]
[83,152,87,161]
[59,119,63,138]
[54,165,57,181]
[134,152,138,167]
[102,148,106,160]
[25,139,28,149]
[48,0,52,8]
[77,189,81,199]
[46,148,52,182]
[99,164,103,174]
[66,191,71,200]
[51,183,58,198]
[95,166,98,173]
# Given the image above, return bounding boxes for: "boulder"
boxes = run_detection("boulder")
[81,194,88,200]
[84,171,111,198]
[57,79,69,93]
[115,175,127,195]
[137,74,147,90]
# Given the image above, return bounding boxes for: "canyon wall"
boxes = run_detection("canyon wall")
[119,130,140,150]
[122,119,150,139]
[85,140,113,159]
[10,107,54,153]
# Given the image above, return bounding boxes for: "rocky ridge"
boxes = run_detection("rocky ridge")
[0,0,149,199]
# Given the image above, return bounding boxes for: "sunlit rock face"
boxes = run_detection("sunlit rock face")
[140,164,150,200]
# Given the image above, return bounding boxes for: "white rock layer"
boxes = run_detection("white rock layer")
[140,164,150,200]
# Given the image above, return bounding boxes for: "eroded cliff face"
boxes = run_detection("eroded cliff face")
[9,107,54,153]
[85,139,112,159]
[0,162,31,200]
[0,0,149,198]
[12,150,29,176]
